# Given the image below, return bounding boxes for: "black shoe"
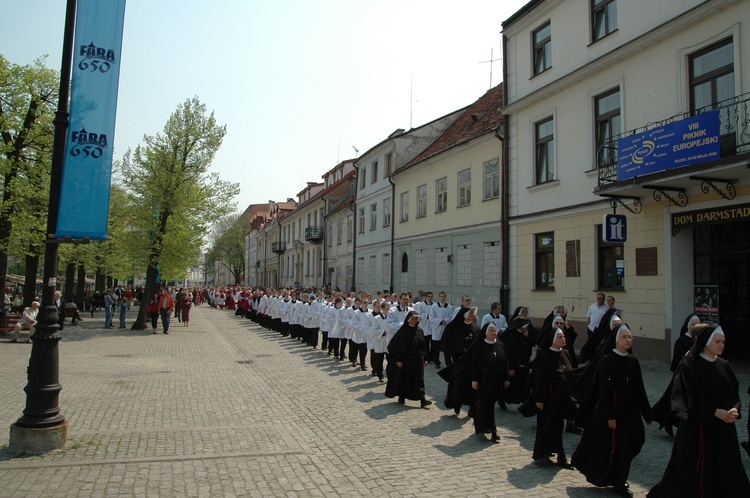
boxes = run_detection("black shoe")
[163,331,169,335]
[533,457,553,466]
[566,424,584,435]
[665,424,674,437]
[498,401,508,411]
[420,399,433,409]
[491,433,500,443]
[360,367,367,371]
[612,484,633,497]
[378,376,384,383]
[453,406,460,415]
[397,397,405,405]
[557,458,574,470]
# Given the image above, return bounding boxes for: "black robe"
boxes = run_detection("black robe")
[648,355,750,497]
[385,324,426,401]
[572,351,653,488]
[532,347,574,460]
[652,333,695,430]
[471,340,509,435]
[500,327,534,404]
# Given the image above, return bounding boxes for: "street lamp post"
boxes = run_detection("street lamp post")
[8,0,77,453]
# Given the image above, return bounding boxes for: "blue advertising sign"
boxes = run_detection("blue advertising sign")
[617,109,720,181]
[603,214,627,243]
[56,0,127,240]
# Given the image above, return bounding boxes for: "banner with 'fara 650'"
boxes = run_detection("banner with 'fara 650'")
[56,0,126,240]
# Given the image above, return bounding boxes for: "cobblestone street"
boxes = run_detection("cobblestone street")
[2,305,749,497]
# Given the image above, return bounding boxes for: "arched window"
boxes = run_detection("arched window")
[401,253,409,273]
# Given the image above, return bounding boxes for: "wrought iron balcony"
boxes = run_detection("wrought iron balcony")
[271,241,286,254]
[305,226,325,243]
[598,92,750,187]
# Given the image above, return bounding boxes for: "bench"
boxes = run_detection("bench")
[0,313,22,334]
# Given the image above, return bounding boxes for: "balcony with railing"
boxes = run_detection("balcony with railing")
[594,92,750,210]
[271,241,286,254]
[305,226,325,243]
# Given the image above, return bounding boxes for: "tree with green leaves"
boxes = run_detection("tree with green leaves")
[0,55,58,297]
[120,96,239,329]
[208,212,247,285]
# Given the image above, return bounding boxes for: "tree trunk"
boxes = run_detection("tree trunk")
[131,264,159,330]
[95,266,104,293]
[64,262,75,300]
[76,264,86,308]
[23,252,40,306]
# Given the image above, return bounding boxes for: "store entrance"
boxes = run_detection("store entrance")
[694,220,750,359]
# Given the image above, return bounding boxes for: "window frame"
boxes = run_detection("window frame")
[535,232,555,290]
[383,197,391,227]
[416,184,427,218]
[399,191,409,222]
[358,207,365,234]
[370,160,378,184]
[483,159,500,200]
[369,203,377,231]
[436,177,448,213]
[596,224,625,290]
[359,166,366,190]
[591,0,617,42]
[535,117,555,185]
[594,87,621,170]
[384,152,393,178]
[532,21,551,76]
[457,169,471,208]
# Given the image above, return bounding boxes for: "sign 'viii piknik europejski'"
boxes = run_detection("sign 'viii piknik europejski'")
[56,0,127,240]
[616,109,721,182]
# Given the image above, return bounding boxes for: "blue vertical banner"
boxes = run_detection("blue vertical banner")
[56,0,126,240]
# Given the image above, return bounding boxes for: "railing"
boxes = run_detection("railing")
[271,241,286,254]
[305,226,325,243]
[598,92,750,186]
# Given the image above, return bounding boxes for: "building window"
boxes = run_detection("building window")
[689,38,735,154]
[535,232,555,289]
[594,87,621,169]
[416,184,427,218]
[400,191,409,222]
[371,160,378,184]
[535,117,555,184]
[401,253,408,273]
[457,169,471,207]
[383,197,391,227]
[370,203,377,230]
[592,0,617,42]
[596,225,624,289]
[347,214,353,241]
[483,159,499,200]
[385,152,393,178]
[436,177,447,212]
[327,225,333,247]
[359,166,366,190]
[336,219,343,245]
[358,207,365,234]
[532,22,551,76]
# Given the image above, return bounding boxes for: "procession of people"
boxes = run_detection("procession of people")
[190,285,750,496]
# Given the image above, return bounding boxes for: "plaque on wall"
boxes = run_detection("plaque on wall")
[635,247,657,276]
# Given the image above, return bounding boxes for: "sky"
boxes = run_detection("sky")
[1,0,529,214]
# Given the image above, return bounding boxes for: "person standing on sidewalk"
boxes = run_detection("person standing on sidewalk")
[104,289,115,329]
[159,288,175,335]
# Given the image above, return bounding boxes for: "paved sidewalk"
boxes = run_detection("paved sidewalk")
[1,306,748,497]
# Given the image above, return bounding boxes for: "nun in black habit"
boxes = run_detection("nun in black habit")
[470,323,510,442]
[531,328,576,469]
[648,324,750,498]
[651,313,700,436]
[500,316,535,405]
[439,306,479,414]
[541,308,579,368]
[385,311,432,409]
[572,324,653,498]
[510,306,540,347]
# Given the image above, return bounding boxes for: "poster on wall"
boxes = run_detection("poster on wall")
[694,285,719,324]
